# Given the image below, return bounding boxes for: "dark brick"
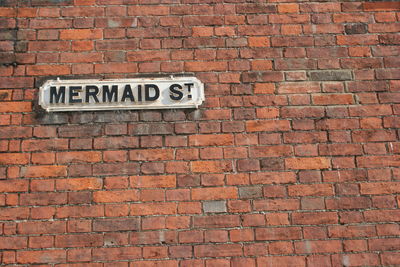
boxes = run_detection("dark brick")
[177,174,200,187]
[31,0,73,6]
[239,187,263,199]
[0,52,15,64]
[309,70,352,81]
[93,218,140,232]
[260,158,285,171]
[345,24,367,34]
[34,113,69,125]
[129,123,174,135]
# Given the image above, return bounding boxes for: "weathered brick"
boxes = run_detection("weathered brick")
[309,70,352,81]
[17,250,66,264]
[256,227,302,241]
[286,157,331,170]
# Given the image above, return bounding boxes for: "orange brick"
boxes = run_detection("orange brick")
[0,102,32,113]
[56,178,103,191]
[191,160,233,173]
[0,153,29,165]
[251,60,273,71]
[72,40,94,51]
[278,3,300,13]
[248,37,270,47]
[60,29,102,40]
[250,172,296,184]
[17,250,66,264]
[246,120,291,132]
[26,65,70,76]
[286,157,331,170]
[0,180,28,193]
[189,134,234,146]
[93,190,139,203]
[22,166,67,178]
[192,187,238,200]
[56,151,102,164]
[360,182,400,195]
[185,61,228,72]
[130,175,176,188]
[364,2,400,11]
[0,7,16,17]
[130,203,177,215]
[281,25,302,35]
[129,149,174,161]
[288,184,334,196]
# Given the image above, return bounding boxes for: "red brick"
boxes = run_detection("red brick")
[18,221,65,235]
[326,197,371,210]
[56,151,102,164]
[295,240,342,254]
[56,233,103,248]
[127,51,170,62]
[357,156,400,168]
[191,160,232,173]
[192,187,237,201]
[0,102,31,113]
[246,120,291,132]
[56,178,102,191]
[0,153,29,165]
[382,252,400,266]
[17,250,66,264]
[189,134,233,146]
[331,253,380,267]
[195,244,242,257]
[319,144,363,156]
[20,192,67,206]
[254,199,299,211]
[128,5,169,16]
[337,35,378,46]
[256,227,301,241]
[194,215,240,228]
[56,205,104,218]
[30,19,72,29]
[0,237,27,250]
[22,139,68,151]
[292,212,338,225]
[95,63,138,74]
[60,29,102,39]
[130,175,176,188]
[29,236,54,249]
[286,157,331,170]
[328,225,376,239]
[93,247,141,261]
[364,2,400,11]
[360,182,400,195]
[130,149,174,161]
[143,246,168,259]
[61,6,104,17]
[250,172,296,184]
[258,256,306,267]
[185,61,228,72]
[365,210,400,222]
[131,203,177,215]
[22,165,67,178]
[93,190,139,203]
[288,184,334,197]
[27,65,70,76]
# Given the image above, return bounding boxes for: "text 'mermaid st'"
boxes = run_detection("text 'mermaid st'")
[49,83,194,104]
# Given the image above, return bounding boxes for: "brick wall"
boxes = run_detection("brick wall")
[0,0,399,266]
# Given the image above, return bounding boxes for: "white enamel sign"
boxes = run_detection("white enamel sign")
[39,77,204,112]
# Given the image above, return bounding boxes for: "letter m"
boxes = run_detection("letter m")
[50,86,66,104]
